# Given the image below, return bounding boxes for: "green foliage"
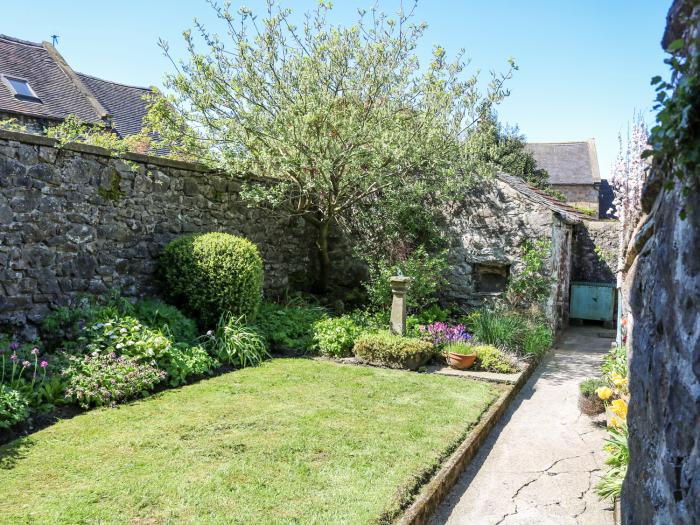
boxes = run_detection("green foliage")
[572,204,597,217]
[579,377,607,397]
[602,345,628,378]
[473,344,518,373]
[0,384,29,429]
[132,298,198,343]
[443,342,475,356]
[204,315,269,368]
[160,233,264,326]
[596,424,629,501]
[63,353,166,408]
[465,308,552,358]
[312,316,363,358]
[521,323,553,359]
[648,15,700,203]
[505,239,552,307]
[364,247,449,312]
[151,2,519,290]
[256,302,328,352]
[0,117,28,132]
[353,331,434,370]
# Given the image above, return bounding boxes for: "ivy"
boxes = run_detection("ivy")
[646,2,700,217]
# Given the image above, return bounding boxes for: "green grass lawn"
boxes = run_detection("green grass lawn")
[0,359,501,525]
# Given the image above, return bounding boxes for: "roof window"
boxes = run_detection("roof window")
[1,75,42,102]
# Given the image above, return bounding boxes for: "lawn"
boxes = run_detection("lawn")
[0,359,501,525]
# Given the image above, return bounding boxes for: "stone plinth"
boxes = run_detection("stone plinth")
[390,276,411,335]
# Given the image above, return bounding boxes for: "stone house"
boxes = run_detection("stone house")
[0,34,151,138]
[525,140,602,215]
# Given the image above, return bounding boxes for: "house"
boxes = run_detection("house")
[525,140,602,215]
[0,34,151,137]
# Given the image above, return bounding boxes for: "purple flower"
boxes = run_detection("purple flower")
[40,360,49,368]
[10,341,19,351]
[31,347,40,355]
[10,352,18,362]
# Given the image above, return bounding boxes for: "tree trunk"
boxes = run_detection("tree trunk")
[316,221,331,293]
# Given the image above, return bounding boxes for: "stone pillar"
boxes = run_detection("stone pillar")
[390,276,411,336]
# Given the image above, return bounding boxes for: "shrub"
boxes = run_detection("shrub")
[204,315,269,367]
[505,239,552,308]
[364,247,449,312]
[159,344,219,386]
[522,323,553,359]
[312,316,362,357]
[160,233,264,325]
[63,353,166,408]
[0,385,30,429]
[133,299,198,343]
[353,331,434,370]
[465,309,527,352]
[473,345,518,373]
[256,302,327,352]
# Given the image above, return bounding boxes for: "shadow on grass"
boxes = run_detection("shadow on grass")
[0,436,35,470]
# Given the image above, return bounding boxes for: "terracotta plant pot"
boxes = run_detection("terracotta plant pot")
[446,352,477,370]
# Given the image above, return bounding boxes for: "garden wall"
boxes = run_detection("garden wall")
[572,219,620,284]
[0,129,313,338]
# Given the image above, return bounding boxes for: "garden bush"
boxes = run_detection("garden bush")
[0,384,29,429]
[204,315,269,367]
[160,233,264,326]
[465,309,527,352]
[312,316,363,357]
[353,331,434,370]
[473,344,518,373]
[132,298,198,343]
[522,323,553,358]
[256,302,327,352]
[63,353,166,408]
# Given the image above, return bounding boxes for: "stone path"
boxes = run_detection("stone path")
[429,326,615,525]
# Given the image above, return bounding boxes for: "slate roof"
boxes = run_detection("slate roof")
[77,73,152,138]
[0,34,103,123]
[525,140,601,186]
[497,172,584,225]
[0,34,151,137]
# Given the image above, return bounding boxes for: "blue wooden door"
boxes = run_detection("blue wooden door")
[570,282,615,321]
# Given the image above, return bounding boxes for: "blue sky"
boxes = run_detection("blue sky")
[4,1,670,177]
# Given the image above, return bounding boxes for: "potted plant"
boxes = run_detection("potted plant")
[444,342,477,370]
[578,377,606,415]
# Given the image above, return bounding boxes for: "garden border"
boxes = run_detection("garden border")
[396,354,543,525]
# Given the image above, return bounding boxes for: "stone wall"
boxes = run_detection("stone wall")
[572,219,620,283]
[552,183,599,212]
[623,1,700,522]
[0,111,53,135]
[0,130,312,338]
[444,176,577,332]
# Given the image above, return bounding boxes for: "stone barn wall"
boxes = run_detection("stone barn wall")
[0,130,312,338]
[444,174,579,332]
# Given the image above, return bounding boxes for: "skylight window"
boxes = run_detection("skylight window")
[1,75,41,102]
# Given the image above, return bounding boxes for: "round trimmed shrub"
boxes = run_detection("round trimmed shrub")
[160,233,264,326]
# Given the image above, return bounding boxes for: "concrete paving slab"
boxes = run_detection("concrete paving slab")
[429,326,615,525]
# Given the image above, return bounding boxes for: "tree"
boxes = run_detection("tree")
[150,1,517,291]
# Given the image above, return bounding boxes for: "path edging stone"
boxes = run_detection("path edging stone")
[396,353,544,525]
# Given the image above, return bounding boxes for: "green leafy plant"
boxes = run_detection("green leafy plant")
[505,239,552,307]
[312,316,363,358]
[0,384,30,429]
[132,299,198,343]
[204,315,269,368]
[521,323,553,359]
[602,345,628,378]
[160,233,264,326]
[364,247,449,313]
[63,353,166,408]
[579,377,607,397]
[473,345,518,373]
[256,302,328,352]
[465,309,527,352]
[443,342,475,356]
[353,331,434,370]
[596,424,629,501]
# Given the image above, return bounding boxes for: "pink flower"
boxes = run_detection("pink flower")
[10,352,18,362]
[40,360,49,368]
[31,347,40,355]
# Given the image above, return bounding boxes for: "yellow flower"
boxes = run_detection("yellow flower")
[610,372,628,388]
[608,416,623,429]
[596,386,613,400]
[610,399,628,419]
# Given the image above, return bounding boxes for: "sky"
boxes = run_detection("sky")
[3,0,671,178]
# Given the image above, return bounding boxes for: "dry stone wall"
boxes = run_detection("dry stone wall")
[0,130,312,338]
[572,219,620,284]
